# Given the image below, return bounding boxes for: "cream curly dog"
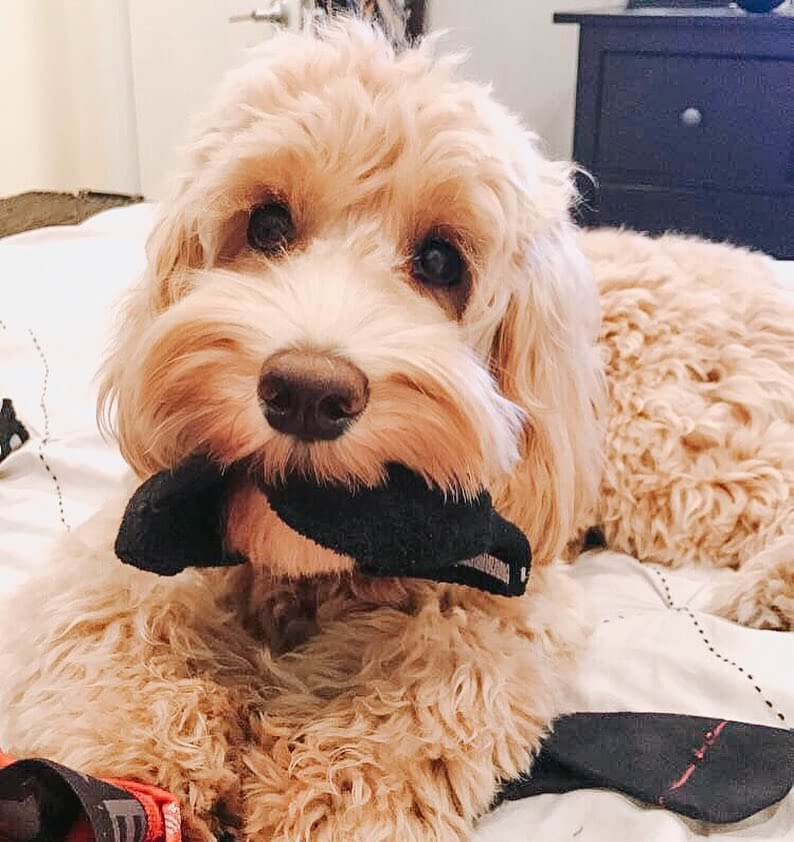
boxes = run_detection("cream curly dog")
[1,19,792,842]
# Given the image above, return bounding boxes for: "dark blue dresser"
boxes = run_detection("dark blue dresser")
[555,7,794,258]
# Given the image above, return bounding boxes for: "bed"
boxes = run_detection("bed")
[1,204,792,841]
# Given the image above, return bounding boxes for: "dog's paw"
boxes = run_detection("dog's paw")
[709,539,794,630]
[243,738,470,842]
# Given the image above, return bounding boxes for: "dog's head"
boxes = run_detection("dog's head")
[100,20,603,575]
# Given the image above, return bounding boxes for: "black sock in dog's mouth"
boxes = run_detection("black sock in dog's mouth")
[115,455,531,596]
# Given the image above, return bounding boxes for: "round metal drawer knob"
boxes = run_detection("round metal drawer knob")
[680,107,703,128]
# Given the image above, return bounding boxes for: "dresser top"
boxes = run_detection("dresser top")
[554,6,794,28]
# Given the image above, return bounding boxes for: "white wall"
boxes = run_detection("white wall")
[0,0,140,198]
[0,0,590,198]
[128,0,307,199]
[428,0,594,161]
[128,0,297,200]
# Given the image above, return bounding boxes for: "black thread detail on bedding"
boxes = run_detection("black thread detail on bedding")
[28,328,70,532]
[654,567,675,609]
[651,568,787,726]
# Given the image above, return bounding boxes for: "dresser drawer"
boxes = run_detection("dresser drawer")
[592,183,794,259]
[595,52,794,191]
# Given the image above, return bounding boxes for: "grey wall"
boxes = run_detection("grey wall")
[427,0,594,161]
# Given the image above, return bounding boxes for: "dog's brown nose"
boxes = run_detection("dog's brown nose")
[258,350,369,442]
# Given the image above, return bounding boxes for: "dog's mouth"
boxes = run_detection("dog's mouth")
[114,455,532,597]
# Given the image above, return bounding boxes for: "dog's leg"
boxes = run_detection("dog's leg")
[709,534,794,630]
[0,523,261,841]
[241,566,586,842]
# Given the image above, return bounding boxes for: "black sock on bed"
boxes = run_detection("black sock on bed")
[115,455,531,597]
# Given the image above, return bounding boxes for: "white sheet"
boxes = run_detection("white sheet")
[1,206,792,841]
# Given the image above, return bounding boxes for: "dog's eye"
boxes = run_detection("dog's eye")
[247,202,296,254]
[412,237,464,287]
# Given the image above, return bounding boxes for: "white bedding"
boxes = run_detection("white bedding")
[1,205,792,841]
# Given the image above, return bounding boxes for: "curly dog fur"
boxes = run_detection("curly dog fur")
[1,18,793,842]
[582,230,794,630]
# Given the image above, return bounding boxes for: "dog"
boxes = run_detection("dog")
[1,18,792,842]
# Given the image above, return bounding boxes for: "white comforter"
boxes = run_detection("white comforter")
[1,206,792,841]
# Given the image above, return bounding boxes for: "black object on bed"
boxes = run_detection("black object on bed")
[499,712,794,823]
[0,757,145,842]
[0,399,29,464]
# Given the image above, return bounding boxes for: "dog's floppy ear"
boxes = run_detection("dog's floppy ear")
[492,171,604,566]
[95,285,164,479]
[142,182,206,310]
[97,175,205,477]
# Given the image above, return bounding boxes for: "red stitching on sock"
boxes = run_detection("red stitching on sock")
[658,720,728,805]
